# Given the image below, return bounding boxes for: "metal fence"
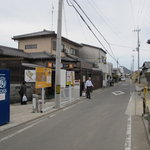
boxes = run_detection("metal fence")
[60,85,80,106]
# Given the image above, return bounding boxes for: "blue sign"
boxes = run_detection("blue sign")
[0,69,10,126]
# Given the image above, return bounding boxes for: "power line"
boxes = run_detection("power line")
[66,0,72,6]
[110,43,150,52]
[72,0,116,58]
[67,0,119,65]
[129,0,136,29]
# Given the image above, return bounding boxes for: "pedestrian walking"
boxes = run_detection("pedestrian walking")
[85,77,94,99]
[18,81,27,104]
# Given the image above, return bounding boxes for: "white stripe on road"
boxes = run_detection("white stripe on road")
[62,100,84,111]
[125,116,132,150]
[125,92,135,116]
[63,105,75,111]
[0,120,43,143]
[49,114,56,118]
[112,91,125,96]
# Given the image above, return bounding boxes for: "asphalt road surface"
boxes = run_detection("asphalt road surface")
[0,80,150,150]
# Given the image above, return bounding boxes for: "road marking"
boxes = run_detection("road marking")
[112,91,125,96]
[49,114,56,118]
[0,120,43,143]
[125,116,132,150]
[125,92,135,116]
[62,100,85,111]
[63,105,75,111]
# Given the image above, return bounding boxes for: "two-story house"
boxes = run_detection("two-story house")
[79,44,111,87]
[12,29,81,58]
[12,30,104,95]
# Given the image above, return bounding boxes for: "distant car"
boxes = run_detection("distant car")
[121,77,126,81]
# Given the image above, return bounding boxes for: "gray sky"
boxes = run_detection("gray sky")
[0,0,150,70]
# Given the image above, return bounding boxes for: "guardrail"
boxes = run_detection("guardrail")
[61,85,80,105]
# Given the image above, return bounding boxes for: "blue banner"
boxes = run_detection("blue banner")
[0,69,10,126]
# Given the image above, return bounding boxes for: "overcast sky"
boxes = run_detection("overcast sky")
[0,0,150,70]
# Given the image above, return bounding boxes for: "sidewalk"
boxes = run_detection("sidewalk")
[0,100,56,132]
[0,95,87,132]
[0,85,105,132]
[135,83,150,143]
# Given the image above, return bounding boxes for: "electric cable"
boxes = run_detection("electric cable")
[72,0,116,59]
[67,0,119,65]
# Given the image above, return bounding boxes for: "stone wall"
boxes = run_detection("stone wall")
[10,83,34,104]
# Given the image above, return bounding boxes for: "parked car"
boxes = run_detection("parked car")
[121,77,126,81]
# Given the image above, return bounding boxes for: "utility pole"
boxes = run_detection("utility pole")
[55,0,63,108]
[51,2,54,30]
[134,28,141,83]
[117,58,119,69]
[132,55,134,73]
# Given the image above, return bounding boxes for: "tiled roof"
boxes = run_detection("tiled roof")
[0,45,54,59]
[0,45,76,62]
[29,52,54,59]
[0,45,29,58]
[81,43,107,54]
[12,30,82,47]
[12,30,55,40]
[142,62,150,69]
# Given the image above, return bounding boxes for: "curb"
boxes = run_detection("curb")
[0,96,86,132]
[0,87,110,132]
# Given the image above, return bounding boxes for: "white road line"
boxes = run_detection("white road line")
[0,120,43,143]
[49,114,56,118]
[63,105,75,111]
[112,91,125,96]
[125,116,132,150]
[62,100,84,111]
[125,92,135,116]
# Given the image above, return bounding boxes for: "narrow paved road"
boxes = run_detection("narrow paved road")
[0,80,149,150]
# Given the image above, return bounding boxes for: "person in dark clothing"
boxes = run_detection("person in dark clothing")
[19,81,27,104]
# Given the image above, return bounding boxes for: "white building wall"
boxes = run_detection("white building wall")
[79,45,107,73]
[79,44,109,87]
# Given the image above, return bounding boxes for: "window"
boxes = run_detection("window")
[25,44,37,49]
[102,56,106,64]
[70,48,79,56]
[70,48,75,55]
[52,40,65,52]
[52,40,56,50]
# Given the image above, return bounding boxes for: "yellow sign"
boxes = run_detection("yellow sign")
[35,67,52,89]
[56,85,60,94]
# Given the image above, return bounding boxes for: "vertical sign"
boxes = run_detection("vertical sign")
[35,67,52,89]
[66,71,75,86]
[61,69,66,88]
[0,69,10,125]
